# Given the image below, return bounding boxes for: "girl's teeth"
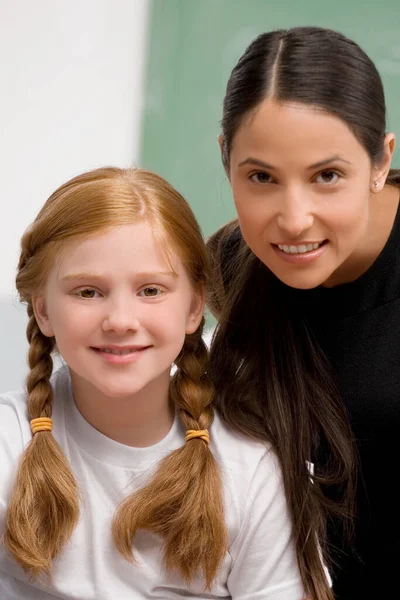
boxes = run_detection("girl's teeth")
[278,242,322,254]
[102,348,136,355]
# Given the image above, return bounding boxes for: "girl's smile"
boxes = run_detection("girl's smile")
[33,220,203,446]
[91,344,152,364]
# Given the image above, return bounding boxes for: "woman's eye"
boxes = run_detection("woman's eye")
[76,288,100,299]
[315,170,341,184]
[139,286,163,298]
[249,171,274,184]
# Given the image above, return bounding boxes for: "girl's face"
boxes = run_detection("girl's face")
[227,99,394,289]
[33,221,204,402]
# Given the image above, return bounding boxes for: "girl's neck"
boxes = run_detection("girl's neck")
[69,368,175,447]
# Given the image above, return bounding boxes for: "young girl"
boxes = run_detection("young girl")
[208,25,400,600]
[0,167,308,599]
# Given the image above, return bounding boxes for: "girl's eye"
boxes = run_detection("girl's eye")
[249,171,274,184]
[75,288,100,299]
[139,286,163,298]
[314,170,341,184]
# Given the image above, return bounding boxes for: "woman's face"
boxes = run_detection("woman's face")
[227,99,391,289]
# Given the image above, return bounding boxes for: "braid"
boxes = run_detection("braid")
[25,303,55,417]
[112,318,227,588]
[4,303,80,578]
[172,320,214,432]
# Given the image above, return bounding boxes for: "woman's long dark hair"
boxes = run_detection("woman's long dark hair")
[209,26,400,600]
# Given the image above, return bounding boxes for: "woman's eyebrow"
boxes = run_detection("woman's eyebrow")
[307,156,352,169]
[238,157,275,169]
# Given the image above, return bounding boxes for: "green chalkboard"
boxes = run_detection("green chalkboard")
[140,0,400,237]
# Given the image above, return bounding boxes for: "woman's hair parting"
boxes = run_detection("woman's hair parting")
[5,167,226,587]
[221,25,399,183]
[208,25,400,600]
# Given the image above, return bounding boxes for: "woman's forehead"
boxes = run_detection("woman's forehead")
[230,99,369,168]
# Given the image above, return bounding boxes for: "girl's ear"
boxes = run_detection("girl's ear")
[185,286,206,335]
[32,295,55,337]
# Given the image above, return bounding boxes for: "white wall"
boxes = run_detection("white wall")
[0,0,150,390]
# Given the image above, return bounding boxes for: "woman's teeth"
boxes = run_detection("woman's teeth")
[277,242,323,254]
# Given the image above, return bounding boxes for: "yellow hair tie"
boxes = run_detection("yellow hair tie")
[30,417,53,435]
[185,429,210,445]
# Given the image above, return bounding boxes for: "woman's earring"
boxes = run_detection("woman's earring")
[372,180,379,191]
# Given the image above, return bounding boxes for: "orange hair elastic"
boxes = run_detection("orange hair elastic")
[185,429,210,445]
[30,417,53,435]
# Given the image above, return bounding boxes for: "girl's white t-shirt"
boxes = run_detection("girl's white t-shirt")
[0,366,305,599]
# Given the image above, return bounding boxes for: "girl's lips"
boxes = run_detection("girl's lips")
[91,346,150,364]
[272,240,328,264]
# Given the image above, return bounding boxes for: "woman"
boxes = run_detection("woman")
[208,26,400,600]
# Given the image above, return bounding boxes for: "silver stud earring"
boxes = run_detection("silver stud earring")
[374,181,379,188]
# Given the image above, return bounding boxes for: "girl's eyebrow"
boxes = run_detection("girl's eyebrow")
[60,272,106,282]
[60,271,178,282]
[135,271,178,279]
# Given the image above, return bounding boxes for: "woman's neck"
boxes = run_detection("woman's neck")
[323,184,400,288]
[69,368,175,447]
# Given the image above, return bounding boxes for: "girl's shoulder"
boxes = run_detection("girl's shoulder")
[210,412,280,485]
[0,387,31,525]
[0,367,70,520]
[211,411,272,455]
[0,366,70,466]
[209,414,305,598]
[0,387,31,449]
